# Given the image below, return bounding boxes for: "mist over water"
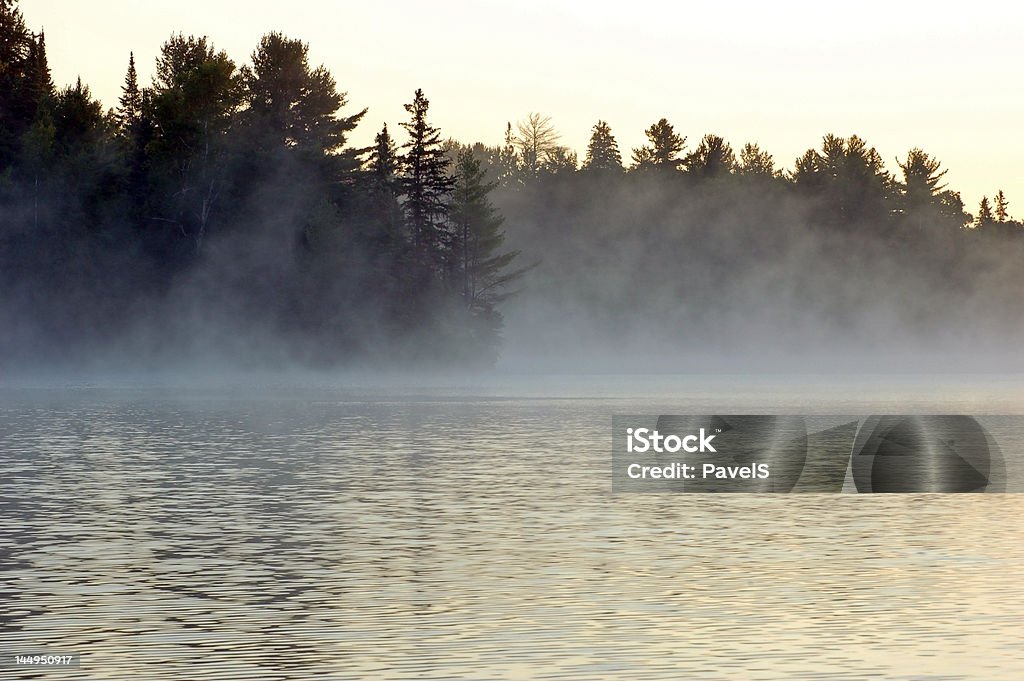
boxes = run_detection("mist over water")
[8,167,1024,376]
[490,175,1024,374]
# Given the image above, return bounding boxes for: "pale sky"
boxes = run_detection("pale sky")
[22,0,1024,215]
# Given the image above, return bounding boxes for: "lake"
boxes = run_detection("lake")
[2,374,1023,679]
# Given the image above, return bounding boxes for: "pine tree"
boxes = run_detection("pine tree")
[242,32,365,155]
[976,196,993,227]
[150,34,240,151]
[737,143,776,177]
[117,52,142,131]
[686,134,736,178]
[148,34,241,251]
[895,148,967,228]
[897,148,946,210]
[994,190,1009,222]
[631,118,684,172]
[582,120,622,172]
[791,148,822,189]
[399,88,454,270]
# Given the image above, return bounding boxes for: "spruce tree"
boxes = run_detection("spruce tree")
[369,123,399,188]
[994,190,1009,222]
[24,30,52,105]
[582,120,623,172]
[366,123,403,245]
[498,122,519,186]
[976,196,994,227]
[399,88,454,271]
[117,52,142,131]
[449,149,527,359]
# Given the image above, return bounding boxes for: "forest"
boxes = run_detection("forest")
[2,0,1023,371]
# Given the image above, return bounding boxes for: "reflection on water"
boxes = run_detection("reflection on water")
[1,378,1023,680]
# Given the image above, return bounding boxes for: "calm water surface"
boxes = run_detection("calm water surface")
[1,375,1023,680]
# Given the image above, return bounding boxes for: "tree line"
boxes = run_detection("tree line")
[461,113,1017,232]
[2,0,1021,369]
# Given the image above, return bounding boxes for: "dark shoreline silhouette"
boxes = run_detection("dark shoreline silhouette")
[2,1,1023,371]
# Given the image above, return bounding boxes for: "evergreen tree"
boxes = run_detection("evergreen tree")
[790,148,822,188]
[150,34,240,151]
[737,142,776,177]
[366,123,403,245]
[897,148,945,206]
[449,149,527,359]
[117,52,142,131]
[369,123,399,188]
[631,118,685,172]
[686,134,735,178]
[937,190,969,229]
[0,0,29,68]
[792,134,893,226]
[148,34,241,252]
[242,32,365,156]
[582,120,622,172]
[24,30,51,104]
[544,146,578,174]
[0,2,50,166]
[47,78,116,236]
[498,122,519,186]
[399,88,454,270]
[976,196,994,227]
[994,190,1009,222]
[51,78,107,155]
[896,148,967,228]
[834,135,893,221]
